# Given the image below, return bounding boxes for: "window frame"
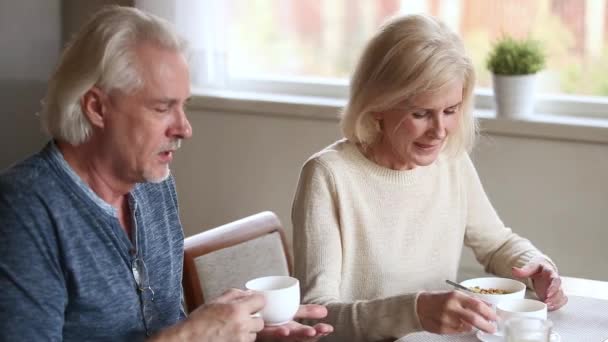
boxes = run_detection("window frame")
[206,71,608,120]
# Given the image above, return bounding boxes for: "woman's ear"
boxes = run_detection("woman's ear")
[371,111,384,132]
[371,111,384,120]
[80,86,107,129]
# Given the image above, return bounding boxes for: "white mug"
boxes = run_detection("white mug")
[245,275,300,326]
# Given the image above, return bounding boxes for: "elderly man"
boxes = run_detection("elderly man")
[0,6,331,342]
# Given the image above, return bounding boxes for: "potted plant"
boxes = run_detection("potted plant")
[486,35,546,119]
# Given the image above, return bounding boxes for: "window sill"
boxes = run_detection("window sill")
[189,89,608,145]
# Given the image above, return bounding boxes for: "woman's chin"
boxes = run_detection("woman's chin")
[413,154,440,167]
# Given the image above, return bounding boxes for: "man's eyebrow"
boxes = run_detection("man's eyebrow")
[149,98,180,106]
[151,97,192,104]
[150,98,172,104]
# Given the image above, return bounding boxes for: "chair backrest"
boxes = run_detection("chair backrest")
[182,211,292,313]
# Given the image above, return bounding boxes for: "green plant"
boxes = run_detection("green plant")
[486,36,546,75]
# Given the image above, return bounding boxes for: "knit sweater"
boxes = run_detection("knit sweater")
[0,143,185,341]
[292,139,549,342]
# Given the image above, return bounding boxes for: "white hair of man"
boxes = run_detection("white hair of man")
[41,5,188,145]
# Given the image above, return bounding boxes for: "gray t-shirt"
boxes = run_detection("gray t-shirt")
[0,142,186,341]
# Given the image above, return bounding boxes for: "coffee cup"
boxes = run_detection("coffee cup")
[245,275,300,326]
[496,299,547,335]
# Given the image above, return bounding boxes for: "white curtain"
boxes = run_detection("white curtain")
[135,0,227,87]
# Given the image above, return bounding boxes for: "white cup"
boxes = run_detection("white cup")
[496,299,547,335]
[245,275,300,326]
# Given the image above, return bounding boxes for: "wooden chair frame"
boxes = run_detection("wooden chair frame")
[182,211,293,312]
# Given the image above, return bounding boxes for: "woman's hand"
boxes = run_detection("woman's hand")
[416,291,497,334]
[256,304,333,342]
[512,257,568,311]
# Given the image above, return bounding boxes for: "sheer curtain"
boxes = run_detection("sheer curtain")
[135,0,227,88]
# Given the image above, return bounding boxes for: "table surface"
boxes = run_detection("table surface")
[396,277,608,342]
[561,276,608,300]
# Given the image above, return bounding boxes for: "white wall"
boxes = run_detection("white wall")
[62,0,133,43]
[172,108,608,281]
[173,109,340,234]
[0,0,135,170]
[464,135,608,281]
[0,0,61,169]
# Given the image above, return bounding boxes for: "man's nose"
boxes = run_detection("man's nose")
[169,108,193,140]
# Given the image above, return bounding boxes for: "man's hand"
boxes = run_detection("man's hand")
[512,257,568,311]
[417,290,497,335]
[256,304,333,342]
[151,288,265,342]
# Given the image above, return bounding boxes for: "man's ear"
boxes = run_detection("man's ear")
[81,86,107,129]
[371,111,384,120]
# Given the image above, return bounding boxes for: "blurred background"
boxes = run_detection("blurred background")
[222,0,608,97]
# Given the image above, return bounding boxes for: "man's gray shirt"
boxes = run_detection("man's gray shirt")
[0,142,186,341]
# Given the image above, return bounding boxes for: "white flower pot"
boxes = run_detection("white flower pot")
[492,73,538,119]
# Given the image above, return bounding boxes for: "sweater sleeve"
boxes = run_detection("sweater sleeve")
[462,154,556,279]
[0,185,67,341]
[292,158,421,342]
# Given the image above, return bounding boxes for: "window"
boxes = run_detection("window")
[138,0,608,118]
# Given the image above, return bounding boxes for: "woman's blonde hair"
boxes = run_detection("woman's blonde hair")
[340,14,477,156]
[40,6,188,145]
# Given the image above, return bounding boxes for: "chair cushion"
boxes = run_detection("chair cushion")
[194,231,289,301]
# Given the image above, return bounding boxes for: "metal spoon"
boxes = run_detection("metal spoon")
[445,279,476,294]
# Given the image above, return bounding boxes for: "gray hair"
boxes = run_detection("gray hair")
[41,6,188,145]
[340,14,477,156]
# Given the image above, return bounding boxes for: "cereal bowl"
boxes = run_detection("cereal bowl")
[459,277,526,305]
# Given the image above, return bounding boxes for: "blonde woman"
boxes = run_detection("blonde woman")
[292,14,567,341]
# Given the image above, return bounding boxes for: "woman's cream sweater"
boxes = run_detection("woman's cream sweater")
[292,139,549,342]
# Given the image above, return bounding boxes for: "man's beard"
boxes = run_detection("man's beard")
[143,139,181,183]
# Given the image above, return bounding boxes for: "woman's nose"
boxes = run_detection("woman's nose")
[429,115,446,139]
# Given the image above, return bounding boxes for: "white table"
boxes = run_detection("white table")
[561,276,608,300]
[397,277,608,342]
